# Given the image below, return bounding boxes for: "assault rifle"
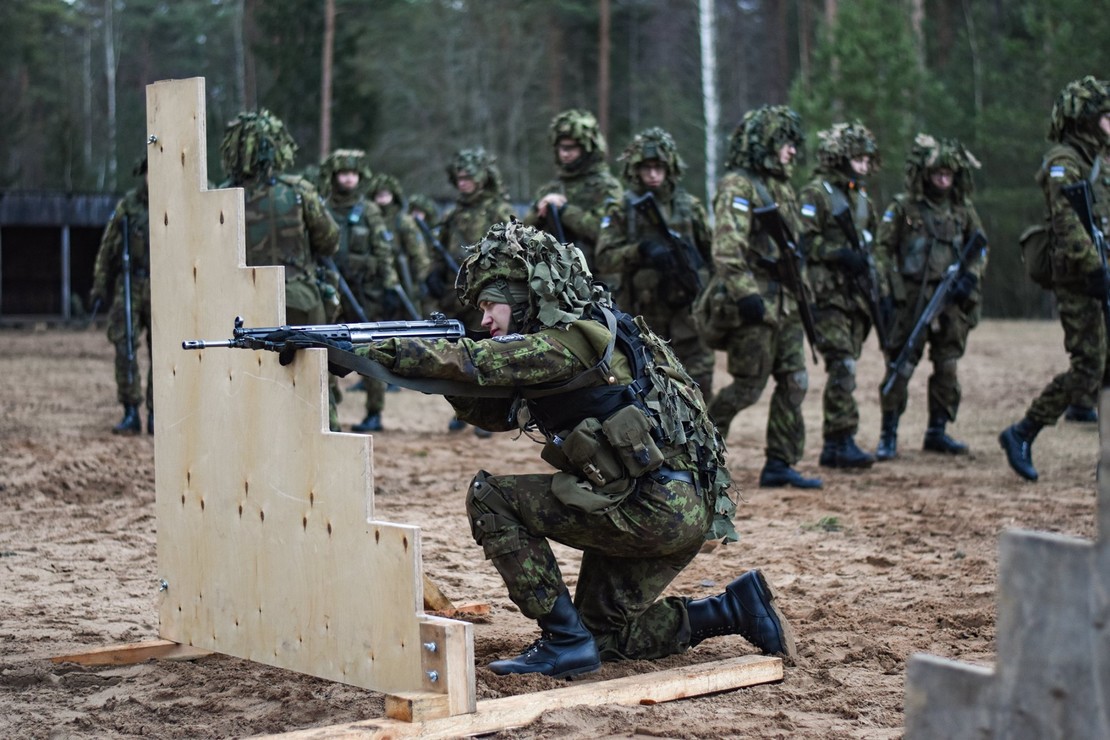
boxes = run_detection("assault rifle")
[629,191,705,304]
[880,230,987,398]
[1061,180,1110,337]
[823,182,891,350]
[318,255,369,323]
[121,214,136,387]
[182,312,465,352]
[547,201,568,244]
[414,217,460,275]
[752,203,823,363]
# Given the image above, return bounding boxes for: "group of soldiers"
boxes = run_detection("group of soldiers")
[92,75,1110,488]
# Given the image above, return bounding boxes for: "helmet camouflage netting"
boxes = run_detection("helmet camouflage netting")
[368,172,403,201]
[619,127,685,184]
[455,220,603,331]
[320,149,372,187]
[816,121,881,173]
[549,109,607,157]
[726,105,805,175]
[1049,75,1110,142]
[220,109,297,181]
[904,133,981,198]
[446,147,495,188]
[408,193,438,217]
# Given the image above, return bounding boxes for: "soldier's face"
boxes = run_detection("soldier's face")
[556,138,584,165]
[456,175,477,195]
[777,142,797,166]
[335,170,360,192]
[374,190,394,206]
[850,155,871,177]
[480,301,513,337]
[637,160,668,190]
[929,167,954,192]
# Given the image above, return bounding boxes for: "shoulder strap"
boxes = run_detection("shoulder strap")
[738,168,774,206]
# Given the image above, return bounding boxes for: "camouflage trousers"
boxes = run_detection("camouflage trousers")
[814,304,871,438]
[1027,287,1108,425]
[466,470,712,661]
[106,284,153,410]
[881,290,975,420]
[707,312,808,464]
[362,375,386,416]
[637,302,715,394]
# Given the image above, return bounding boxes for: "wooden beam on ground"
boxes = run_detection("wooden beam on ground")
[262,654,782,739]
[51,639,211,666]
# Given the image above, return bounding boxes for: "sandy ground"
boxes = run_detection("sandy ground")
[0,318,1101,739]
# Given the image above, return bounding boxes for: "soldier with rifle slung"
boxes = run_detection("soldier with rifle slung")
[319,149,403,433]
[595,127,714,393]
[90,156,153,435]
[873,134,987,460]
[798,122,885,469]
[369,173,431,321]
[698,105,823,489]
[1001,77,1110,482]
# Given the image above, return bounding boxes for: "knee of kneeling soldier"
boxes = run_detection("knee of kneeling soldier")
[465,470,523,556]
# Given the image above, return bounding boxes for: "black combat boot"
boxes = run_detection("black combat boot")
[923,412,968,454]
[819,433,876,468]
[112,405,141,435]
[759,458,823,489]
[686,569,797,659]
[1064,404,1097,423]
[875,411,899,461]
[351,413,382,433]
[999,417,1042,482]
[147,410,154,436]
[488,591,601,678]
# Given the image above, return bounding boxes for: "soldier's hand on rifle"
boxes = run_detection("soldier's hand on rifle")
[1083,267,1110,299]
[736,294,766,323]
[537,193,567,218]
[262,330,356,377]
[831,248,868,277]
[638,240,675,271]
[950,273,979,304]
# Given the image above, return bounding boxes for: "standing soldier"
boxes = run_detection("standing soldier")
[368,172,431,319]
[524,109,623,286]
[595,127,714,393]
[873,134,987,459]
[319,149,400,433]
[220,109,341,428]
[91,156,153,435]
[798,122,883,469]
[698,105,822,489]
[1001,77,1110,481]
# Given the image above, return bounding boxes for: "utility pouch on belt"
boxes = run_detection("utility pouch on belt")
[560,417,624,488]
[601,405,664,478]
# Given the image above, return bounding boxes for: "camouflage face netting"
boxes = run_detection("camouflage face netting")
[904,133,981,199]
[220,109,297,181]
[1049,75,1110,143]
[456,221,605,331]
[726,104,805,177]
[619,127,685,185]
[816,121,881,174]
[319,149,372,194]
[549,109,607,158]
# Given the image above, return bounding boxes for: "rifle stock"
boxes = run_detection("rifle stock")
[547,201,568,244]
[1061,180,1110,337]
[752,204,822,364]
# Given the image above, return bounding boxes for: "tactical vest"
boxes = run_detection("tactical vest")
[621,187,698,245]
[892,195,971,283]
[243,174,312,281]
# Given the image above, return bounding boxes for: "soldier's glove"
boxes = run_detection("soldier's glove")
[380,288,401,317]
[423,271,446,299]
[736,294,766,323]
[263,330,356,377]
[950,273,979,304]
[1083,267,1110,299]
[831,248,868,276]
[638,240,675,271]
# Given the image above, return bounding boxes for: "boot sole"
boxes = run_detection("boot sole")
[752,570,798,661]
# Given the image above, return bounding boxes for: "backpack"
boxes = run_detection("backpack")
[1019,223,1053,289]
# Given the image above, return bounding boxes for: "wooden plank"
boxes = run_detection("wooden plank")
[144,77,473,707]
[263,655,782,739]
[51,639,211,666]
[421,573,454,612]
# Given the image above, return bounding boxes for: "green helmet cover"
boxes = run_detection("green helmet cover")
[368,171,403,201]
[549,108,607,157]
[1049,75,1110,142]
[619,127,684,184]
[726,105,805,176]
[816,121,881,173]
[220,109,297,181]
[319,148,371,196]
[904,132,981,198]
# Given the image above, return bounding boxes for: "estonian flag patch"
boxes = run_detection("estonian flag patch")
[882,208,895,223]
[801,203,817,218]
[731,196,750,212]
[1049,165,1066,179]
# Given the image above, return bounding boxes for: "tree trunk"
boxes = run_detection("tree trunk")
[699,0,719,207]
[909,0,926,72]
[597,0,610,143]
[232,0,247,111]
[319,0,335,160]
[83,31,93,182]
[103,0,117,191]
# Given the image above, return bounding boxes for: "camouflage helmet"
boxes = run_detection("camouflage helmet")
[904,133,981,198]
[549,109,607,157]
[816,121,881,173]
[408,193,438,219]
[320,149,371,188]
[456,220,601,331]
[220,109,297,181]
[446,147,495,189]
[368,171,404,202]
[1049,76,1110,142]
[619,127,685,184]
[726,105,805,176]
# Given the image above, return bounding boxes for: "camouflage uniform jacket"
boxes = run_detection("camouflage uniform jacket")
[241,174,340,314]
[523,162,623,268]
[381,203,431,299]
[710,169,806,324]
[875,192,986,306]
[595,186,711,311]
[437,191,516,273]
[798,171,879,314]
[325,191,399,320]
[92,186,150,305]
[1040,138,1108,287]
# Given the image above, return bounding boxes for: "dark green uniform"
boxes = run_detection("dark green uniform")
[436,190,514,330]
